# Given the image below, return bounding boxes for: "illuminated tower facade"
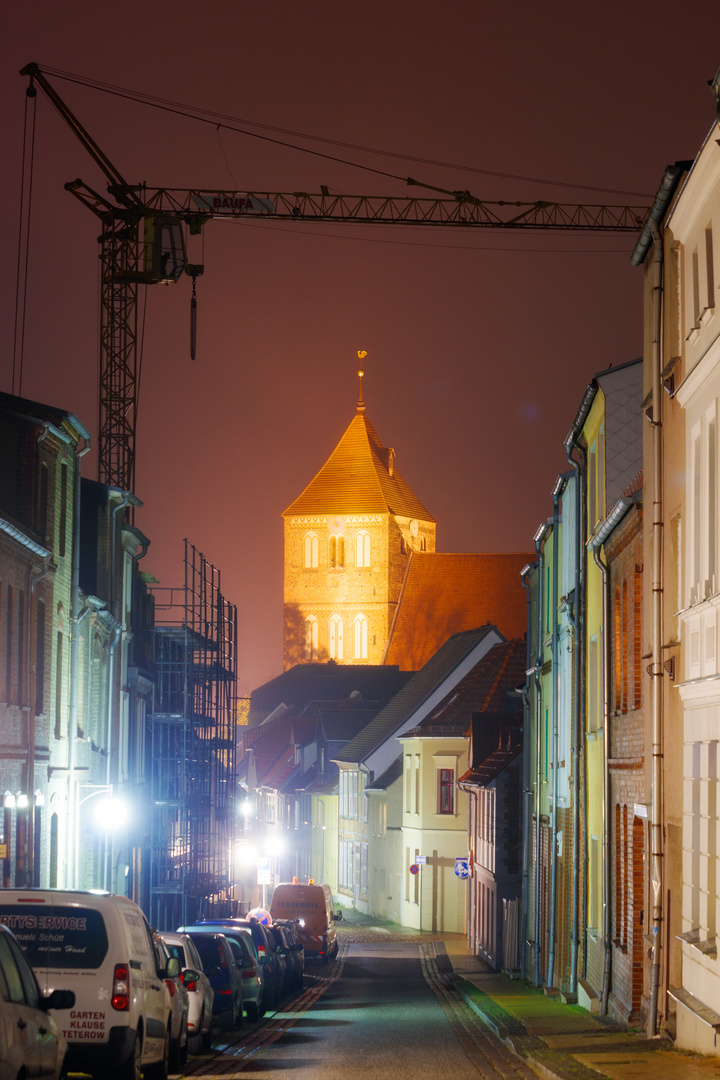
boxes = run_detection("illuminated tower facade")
[282,373,436,668]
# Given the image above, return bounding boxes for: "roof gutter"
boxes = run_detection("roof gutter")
[630,162,692,267]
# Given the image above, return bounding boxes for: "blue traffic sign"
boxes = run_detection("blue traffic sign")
[454,858,470,879]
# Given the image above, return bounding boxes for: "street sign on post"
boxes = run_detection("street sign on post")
[409,863,419,876]
[257,856,271,885]
[454,857,470,879]
[417,855,426,865]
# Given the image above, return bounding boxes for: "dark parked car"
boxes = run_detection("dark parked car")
[193,918,284,1012]
[181,931,243,1032]
[272,920,305,991]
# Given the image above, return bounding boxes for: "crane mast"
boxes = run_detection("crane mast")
[21,63,650,492]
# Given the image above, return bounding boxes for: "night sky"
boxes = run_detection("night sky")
[1,3,718,692]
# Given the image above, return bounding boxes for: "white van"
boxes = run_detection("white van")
[0,890,177,1080]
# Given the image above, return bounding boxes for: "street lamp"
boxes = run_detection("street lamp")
[75,785,128,892]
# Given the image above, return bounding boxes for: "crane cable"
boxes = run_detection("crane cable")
[37,65,651,200]
[13,83,38,398]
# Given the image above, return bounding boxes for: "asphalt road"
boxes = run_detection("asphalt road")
[181,942,537,1080]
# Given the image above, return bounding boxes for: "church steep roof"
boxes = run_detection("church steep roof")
[282,411,435,521]
[385,552,533,671]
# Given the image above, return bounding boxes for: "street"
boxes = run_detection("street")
[181,941,537,1080]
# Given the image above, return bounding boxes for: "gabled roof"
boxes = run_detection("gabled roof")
[282,410,434,521]
[334,625,501,765]
[365,755,403,792]
[385,553,532,671]
[402,639,526,739]
[458,712,522,788]
[241,715,316,785]
[248,664,411,727]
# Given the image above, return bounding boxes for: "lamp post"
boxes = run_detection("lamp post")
[74,784,127,891]
[3,790,44,888]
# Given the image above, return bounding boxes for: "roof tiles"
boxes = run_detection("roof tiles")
[385,552,533,671]
[282,411,434,521]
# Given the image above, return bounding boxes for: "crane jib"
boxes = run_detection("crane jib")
[193,193,276,214]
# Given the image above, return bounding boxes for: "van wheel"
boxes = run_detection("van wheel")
[113,1032,141,1080]
[145,1025,169,1080]
[245,1001,259,1021]
[220,1006,235,1032]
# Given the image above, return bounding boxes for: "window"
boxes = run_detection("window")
[303,532,318,569]
[692,248,701,326]
[356,530,371,568]
[54,630,63,739]
[689,403,719,603]
[17,590,25,707]
[37,462,48,539]
[304,616,318,660]
[5,587,13,704]
[439,768,455,814]
[353,614,368,659]
[59,463,68,558]
[328,615,343,660]
[35,600,45,716]
[706,226,715,312]
[329,535,345,568]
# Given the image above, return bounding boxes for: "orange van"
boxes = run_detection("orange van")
[269,882,341,963]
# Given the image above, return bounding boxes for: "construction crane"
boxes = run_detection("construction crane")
[20,62,650,493]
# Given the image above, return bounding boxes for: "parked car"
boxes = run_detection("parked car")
[180,922,264,1021]
[159,931,214,1053]
[271,921,304,992]
[0,923,74,1080]
[178,931,243,1032]
[192,918,283,1012]
[152,933,189,1070]
[0,889,177,1080]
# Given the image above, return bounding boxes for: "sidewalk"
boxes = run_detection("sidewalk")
[335,912,720,1080]
[440,930,720,1080]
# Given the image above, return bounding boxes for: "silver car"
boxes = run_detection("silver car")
[159,932,214,1053]
[152,933,189,1070]
[0,924,74,1080]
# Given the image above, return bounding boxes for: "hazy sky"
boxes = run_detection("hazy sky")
[1,2,718,692]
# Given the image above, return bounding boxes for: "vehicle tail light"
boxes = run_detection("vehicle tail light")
[218,988,231,996]
[242,965,256,979]
[112,964,130,1011]
[165,979,176,996]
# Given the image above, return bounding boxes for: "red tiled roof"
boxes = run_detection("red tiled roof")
[241,715,316,784]
[404,639,527,738]
[385,552,533,671]
[282,411,434,521]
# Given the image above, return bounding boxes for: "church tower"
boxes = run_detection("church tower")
[282,372,436,668]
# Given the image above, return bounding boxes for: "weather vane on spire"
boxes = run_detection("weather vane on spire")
[358,352,369,410]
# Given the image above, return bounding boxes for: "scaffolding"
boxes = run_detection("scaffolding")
[148,541,237,930]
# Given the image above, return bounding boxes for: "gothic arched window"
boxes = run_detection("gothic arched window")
[356,530,371,568]
[329,615,344,660]
[353,614,368,660]
[304,532,319,569]
[304,616,318,660]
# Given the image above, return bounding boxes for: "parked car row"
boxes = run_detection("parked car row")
[0,888,314,1080]
[179,914,305,1022]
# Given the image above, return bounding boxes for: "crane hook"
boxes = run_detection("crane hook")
[185,263,204,361]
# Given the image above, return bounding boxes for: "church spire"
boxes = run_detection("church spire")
[357,351,367,413]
